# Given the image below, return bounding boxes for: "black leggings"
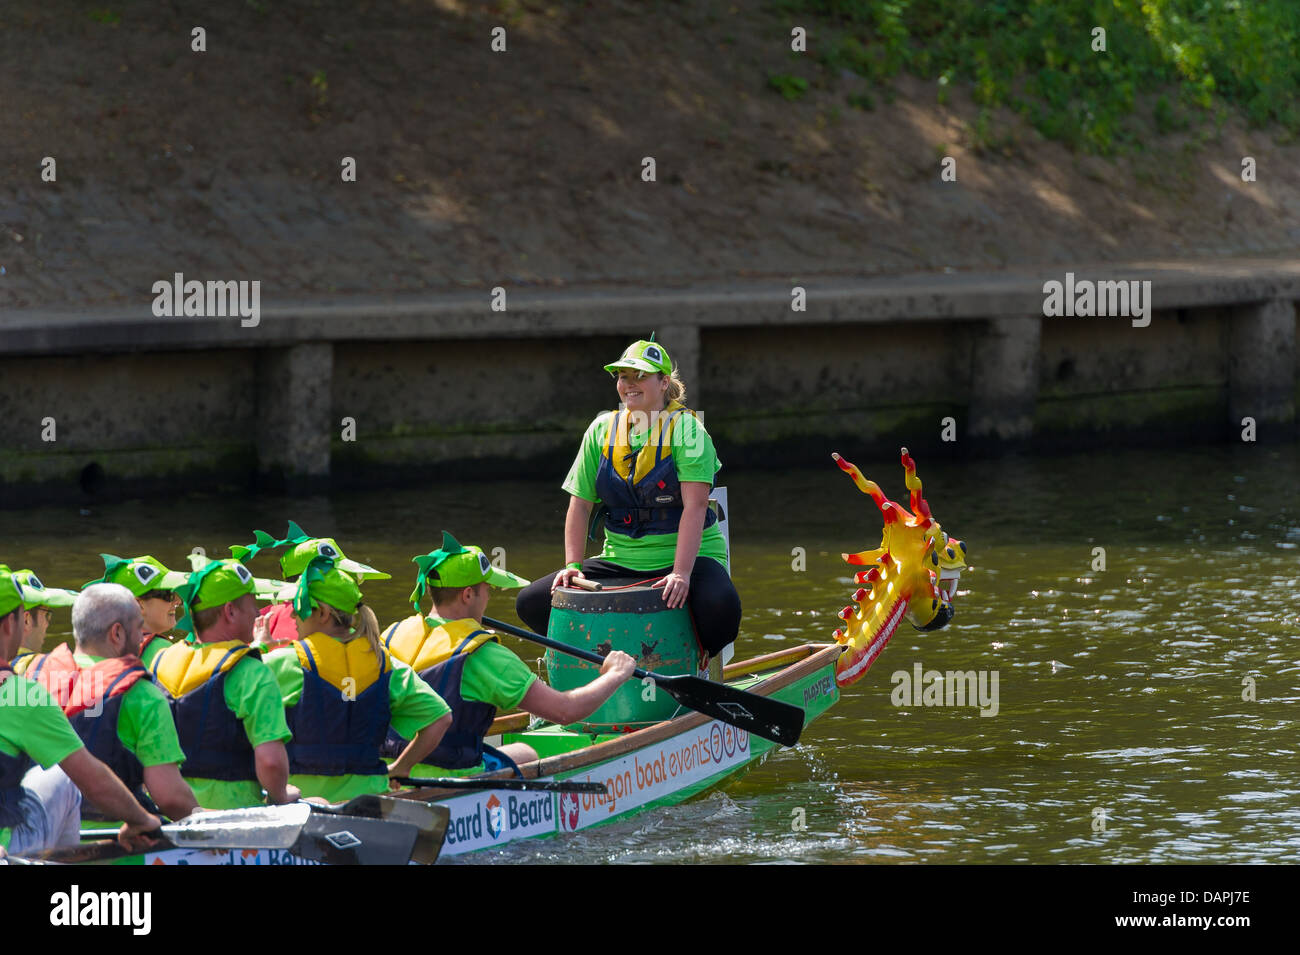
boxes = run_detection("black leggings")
[515,557,742,656]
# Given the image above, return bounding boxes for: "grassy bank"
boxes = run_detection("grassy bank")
[769,0,1300,153]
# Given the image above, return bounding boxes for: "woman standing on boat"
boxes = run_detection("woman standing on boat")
[515,336,742,662]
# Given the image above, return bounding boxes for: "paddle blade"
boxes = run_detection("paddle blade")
[658,676,805,746]
[291,813,420,866]
[327,796,450,865]
[164,803,312,850]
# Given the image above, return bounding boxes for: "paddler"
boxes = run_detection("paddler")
[23,583,198,821]
[383,532,637,770]
[83,554,190,668]
[233,522,391,651]
[262,556,451,801]
[10,569,78,671]
[1,564,161,856]
[149,559,300,809]
[514,335,742,666]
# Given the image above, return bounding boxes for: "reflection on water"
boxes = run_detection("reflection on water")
[7,443,1300,863]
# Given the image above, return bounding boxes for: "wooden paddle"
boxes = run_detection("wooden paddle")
[483,616,805,746]
[24,803,313,864]
[392,776,608,793]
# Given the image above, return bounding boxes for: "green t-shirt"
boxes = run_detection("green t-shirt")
[73,652,186,769]
[461,640,538,710]
[182,655,293,811]
[265,645,451,803]
[0,674,85,848]
[139,634,173,669]
[563,410,729,572]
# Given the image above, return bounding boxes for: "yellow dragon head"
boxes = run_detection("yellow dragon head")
[830,448,967,687]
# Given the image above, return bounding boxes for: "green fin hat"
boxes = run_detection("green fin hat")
[190,552,286,600]
[273,556,363,621]
[408,530,530,612]
[13,570,78,610]
[174,559,258,634]
[603,333,673,377]
[236,521,390,581]
[0,564,25,617]
[85,555,189,597]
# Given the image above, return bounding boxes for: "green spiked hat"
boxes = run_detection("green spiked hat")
[13,570,79,610]
[86,555,189,598]
[0,565,25,617]
[188,552,286,601]
[603,334,672,377]
[273,556,364,620]
[174,559,257,634]
[408,531,530,611]
[232,521,390,581]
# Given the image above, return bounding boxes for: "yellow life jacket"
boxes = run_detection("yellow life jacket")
[294,633,389,695]
[10,649,36,676]
[382,616,498,672]
[151,640,254,697]
[603,399,698,484]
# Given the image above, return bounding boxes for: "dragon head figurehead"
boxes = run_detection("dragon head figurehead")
[830,447,967,688]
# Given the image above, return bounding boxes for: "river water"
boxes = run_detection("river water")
[7,443,1299,864]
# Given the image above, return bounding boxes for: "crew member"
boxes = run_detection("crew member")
[233,522,390,651]
[84,555,189,668]
[385,532,637,771]
[264,556,450,802]
[515,336,742,664]
[25,583,198,821]
[1,564,160,856]
[10,570,78,672]
[150,560,299,809]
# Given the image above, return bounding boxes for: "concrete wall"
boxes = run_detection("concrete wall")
[2,262,1298,504]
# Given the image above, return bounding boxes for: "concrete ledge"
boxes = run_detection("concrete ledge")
[5,258,1300,356]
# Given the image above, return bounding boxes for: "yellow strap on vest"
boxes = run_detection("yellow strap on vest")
[603,400,694,484]
[384,616,498,673]
[295,633,388,695]
[153,640,251,697]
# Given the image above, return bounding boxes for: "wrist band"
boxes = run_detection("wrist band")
[566,561,582,571]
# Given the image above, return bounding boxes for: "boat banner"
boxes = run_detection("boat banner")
[437,718,754,855]
[140,848,322,865]
[557,719,750,834]
[438,789,558,856]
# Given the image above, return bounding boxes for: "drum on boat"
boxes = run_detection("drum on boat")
[545,583,700,732]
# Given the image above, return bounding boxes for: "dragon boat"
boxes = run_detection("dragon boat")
[399,446,967,858]
[64,448,966,864]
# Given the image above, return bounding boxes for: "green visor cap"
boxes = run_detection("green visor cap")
[174,560,257,633]
[189,553,286,601]
[408,531,530,609]
[14,570,79,610]
[0,564,25,617]
[86,555,190,598]
[273,557,363,620]
[603,336,672,377]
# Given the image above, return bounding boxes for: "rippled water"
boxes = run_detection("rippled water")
[8,443,1300,863]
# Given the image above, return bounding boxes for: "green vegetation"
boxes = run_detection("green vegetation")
[769,0,1300,153]
[767,71,810,100]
